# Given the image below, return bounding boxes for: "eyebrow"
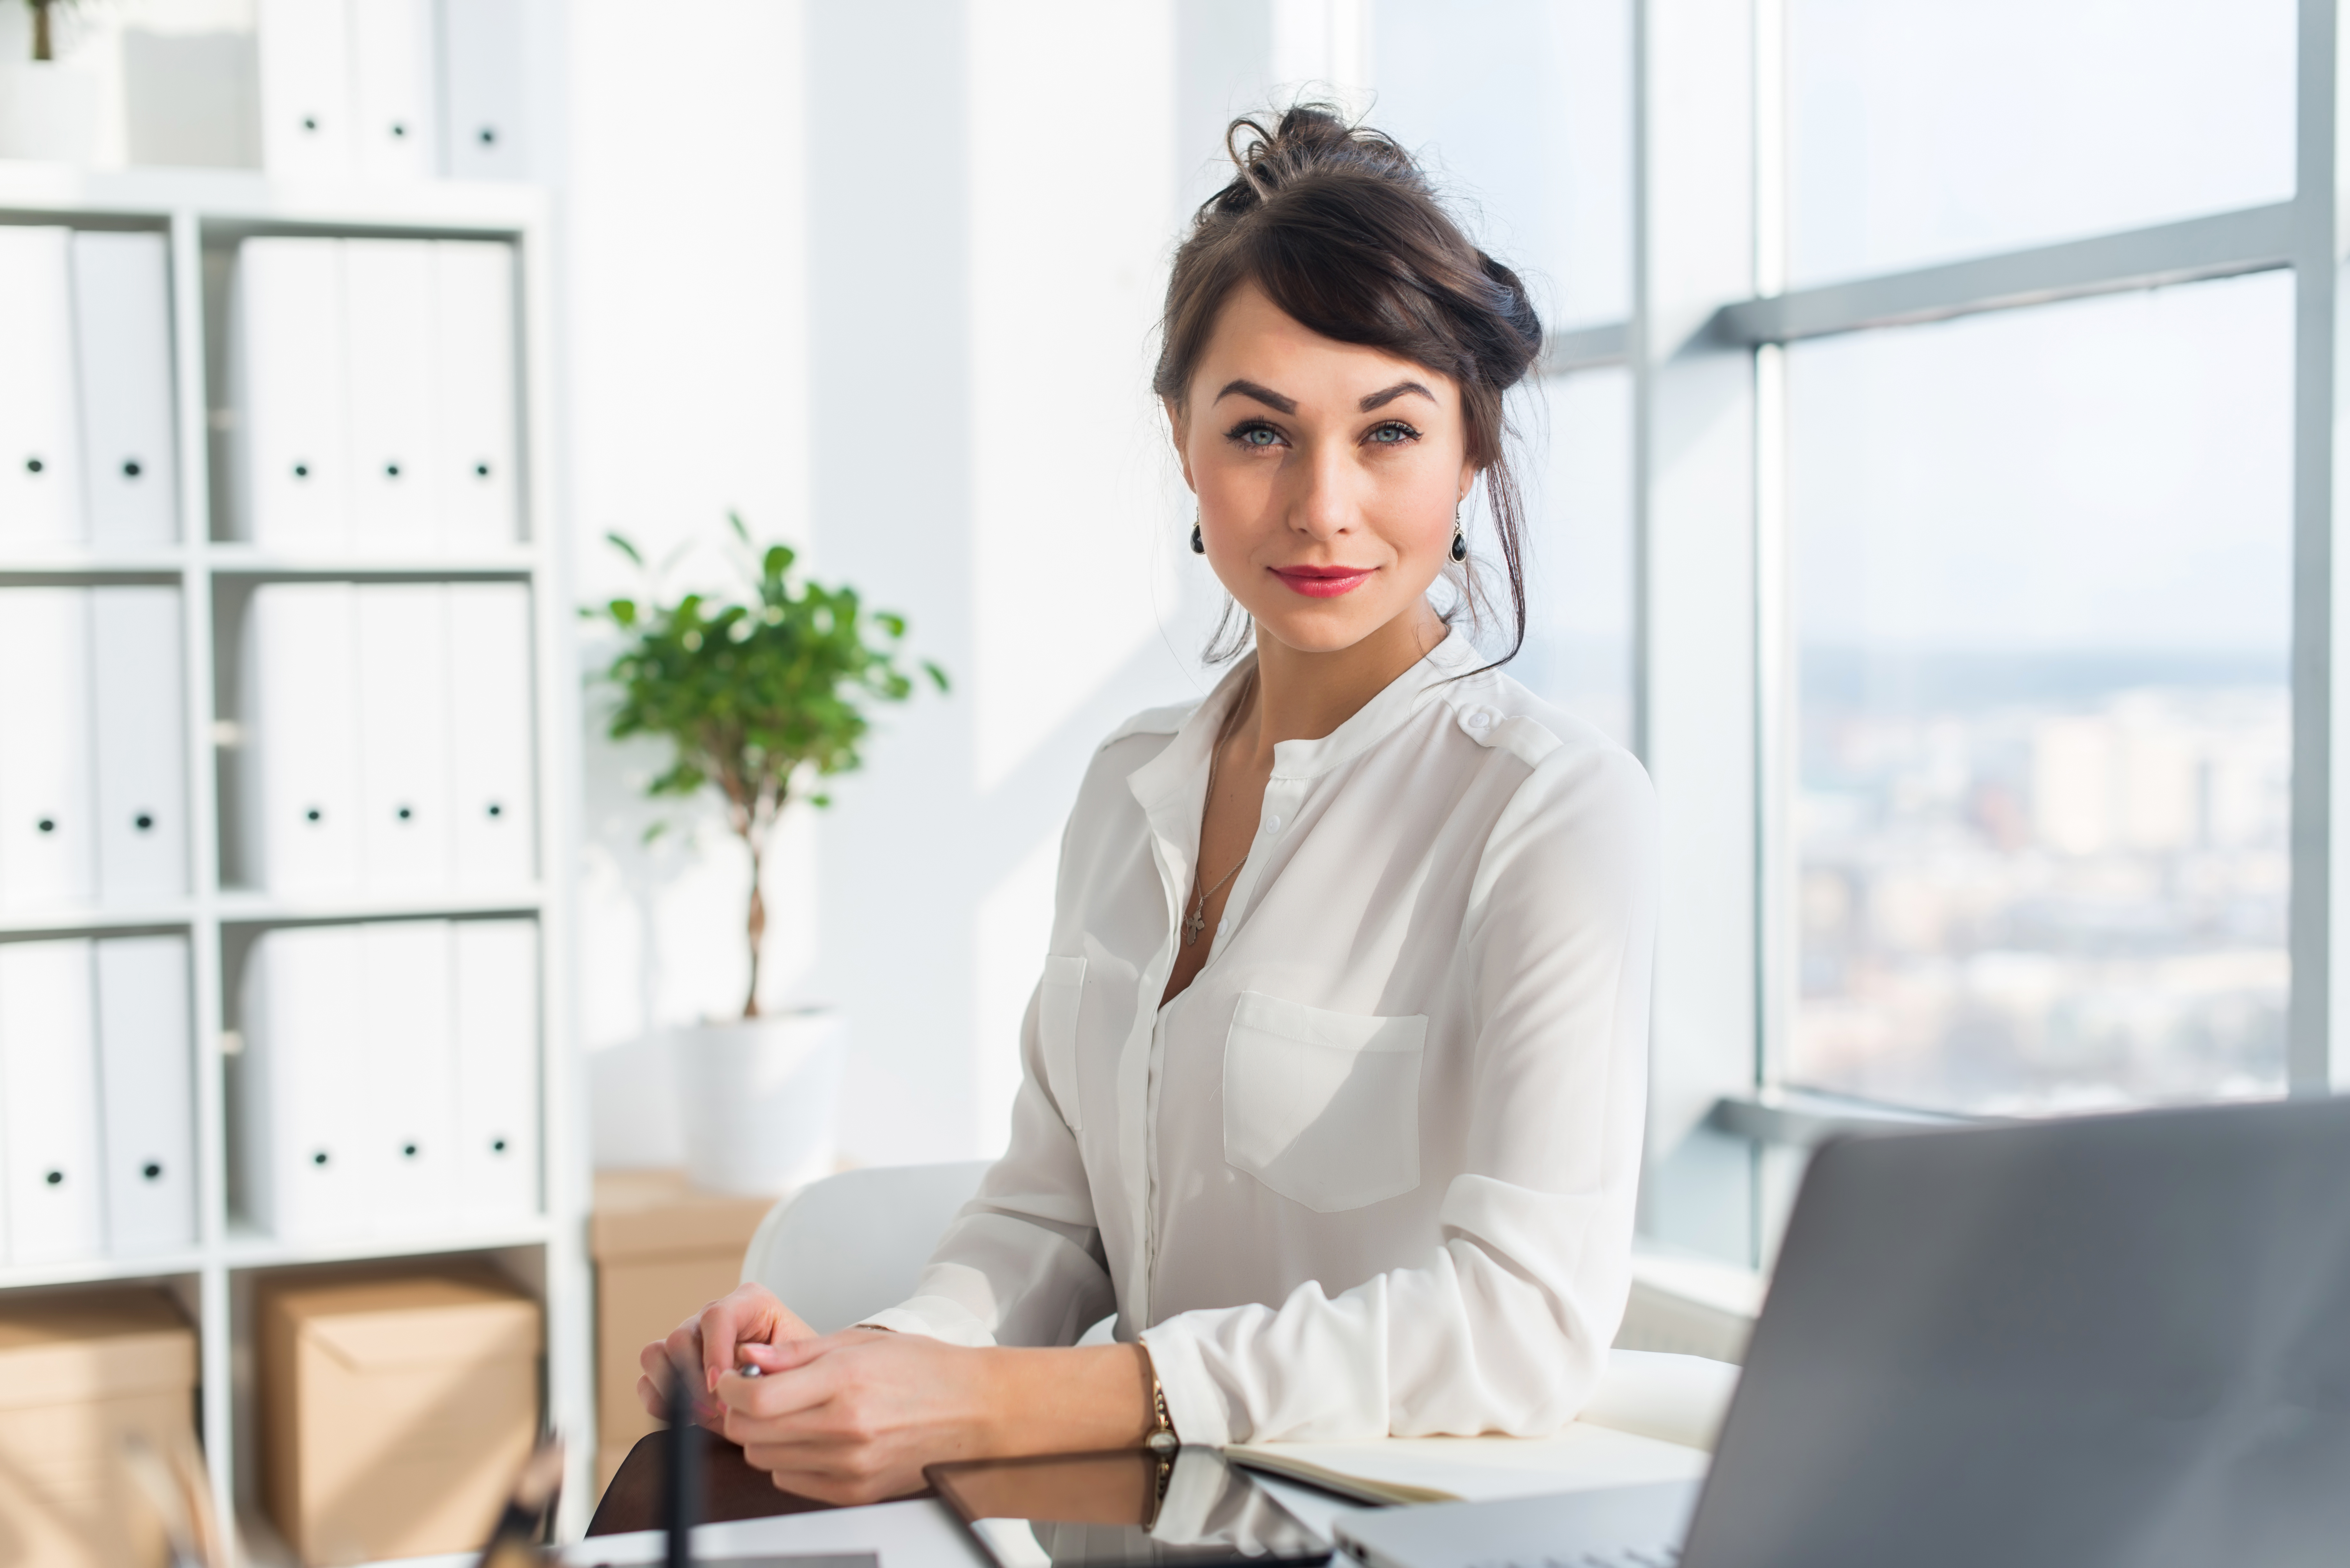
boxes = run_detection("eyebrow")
[1359,380,1438,412]
[1213,379,1297,413]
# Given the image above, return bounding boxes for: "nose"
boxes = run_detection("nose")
[1286,437,1356,541]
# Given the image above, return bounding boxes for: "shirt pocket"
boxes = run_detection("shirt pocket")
[1222,990,1427,1212]
[1037,955,1088,1131]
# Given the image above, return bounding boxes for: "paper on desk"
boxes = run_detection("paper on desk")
[561,1499,989,1568]
[1225,1422,1710,1508]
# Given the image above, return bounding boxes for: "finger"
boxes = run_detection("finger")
[635,1373,667,1420]
[700,1285,783,1393]
[716,1358,844,1424]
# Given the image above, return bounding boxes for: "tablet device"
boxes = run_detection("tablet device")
[927,1448,1333,1568]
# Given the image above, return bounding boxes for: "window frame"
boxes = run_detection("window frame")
[1607,0,2345,1259]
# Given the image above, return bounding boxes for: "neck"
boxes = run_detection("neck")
[1238,600,1447,763]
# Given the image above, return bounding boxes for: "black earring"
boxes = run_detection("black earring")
[1191,519,1206,555]
[1449,508,1468,563]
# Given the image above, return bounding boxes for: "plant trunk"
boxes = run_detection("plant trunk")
[742,828,765,1020]
[31,0,54,62]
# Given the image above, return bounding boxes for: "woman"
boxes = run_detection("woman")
[640,105,1657,1505]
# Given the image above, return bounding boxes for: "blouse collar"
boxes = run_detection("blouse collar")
[1124,629,1479,862]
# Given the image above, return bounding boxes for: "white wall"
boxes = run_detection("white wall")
[563,1,1288,1167]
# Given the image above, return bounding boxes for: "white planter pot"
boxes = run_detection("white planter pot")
[673,1011,846,1196]
[0,61,107,164]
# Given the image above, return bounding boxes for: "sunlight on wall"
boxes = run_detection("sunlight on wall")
[969,0,1186,795]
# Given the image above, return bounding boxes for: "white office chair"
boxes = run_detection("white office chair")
[739,1159,996,1334]
[738,1161,1739,1452]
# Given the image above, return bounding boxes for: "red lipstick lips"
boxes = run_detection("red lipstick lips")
[1271,564,1374,598]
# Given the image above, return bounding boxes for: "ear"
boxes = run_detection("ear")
[1164,397,1196,493]
[1457,460,1480,506]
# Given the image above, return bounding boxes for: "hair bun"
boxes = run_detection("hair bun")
[1219,103,1427,212]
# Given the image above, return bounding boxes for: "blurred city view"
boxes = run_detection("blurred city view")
[1792,649,2290,1114]
[1784,269,2294,1117]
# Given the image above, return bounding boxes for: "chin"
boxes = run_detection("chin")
[1246,601,1403,657]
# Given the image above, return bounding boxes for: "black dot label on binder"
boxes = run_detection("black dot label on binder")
[293,462,310,479]
[143,1163,162,1180]
[491,1137,508,1153]
[26,456,42,474]
[43,1171,61,1186]
[396,805,413,821]
[134,813,154,831]
[36,818,54,833]
[123,458,142,478]
[402,1142,419,1158]
[474,461,491,478]
[302,116,318,132]
[385,461,402,478]
[479,126,497,145]
[312,1150,329,1166]
[304,807,322,823]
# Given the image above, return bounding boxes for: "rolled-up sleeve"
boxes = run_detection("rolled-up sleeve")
[1139,744,1658,1444]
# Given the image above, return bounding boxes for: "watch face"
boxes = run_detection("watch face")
[930,1448,1332,1568]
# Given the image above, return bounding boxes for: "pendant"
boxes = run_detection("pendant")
[1183,902,1205,946]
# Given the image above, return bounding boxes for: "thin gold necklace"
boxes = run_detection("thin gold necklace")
[1183,671,1259,949]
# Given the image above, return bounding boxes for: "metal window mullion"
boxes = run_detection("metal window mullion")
[1722,201,2296,348]
[2291,0,2346,1095]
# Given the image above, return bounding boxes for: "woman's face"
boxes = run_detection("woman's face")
[1169,280,1477,657]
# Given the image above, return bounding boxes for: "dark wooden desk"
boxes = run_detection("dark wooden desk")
[586,1430,840,1535]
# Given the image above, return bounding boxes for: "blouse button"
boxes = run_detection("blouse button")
[1465,707,1495,732]
[1263,813,1283,835]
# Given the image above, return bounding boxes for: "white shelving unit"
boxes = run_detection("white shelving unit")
[0,162,587,1550]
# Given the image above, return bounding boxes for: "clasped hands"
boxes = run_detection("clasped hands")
[637,1282,1156,1505]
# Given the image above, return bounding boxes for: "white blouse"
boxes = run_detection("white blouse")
[864,631,1658,1445]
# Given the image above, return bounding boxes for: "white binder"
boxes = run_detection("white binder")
[362,919,456,1232]
[438,0,530,181]
[0,588,98,911]
[239,925,368,1240]
[71,230,179,548]
[92,586,189,906]
[95,934,197,1255]
[349,0,439,180]
[0,226,86,544]
[344,240,439,551]
[243,583,362,896]
[433,241,520,549]
[0,939,105,1264]
[234,238,350,548]
[356,584,454,892]
[256,0,355,179]
[453,918,538,1221]
[448,583,536,889]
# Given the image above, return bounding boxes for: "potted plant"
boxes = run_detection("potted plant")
[588,514,945,1192]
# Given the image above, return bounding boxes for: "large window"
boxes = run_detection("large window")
[1787,275,2295,1113]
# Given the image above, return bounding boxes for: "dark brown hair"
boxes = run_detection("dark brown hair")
[1156,104,1544,663]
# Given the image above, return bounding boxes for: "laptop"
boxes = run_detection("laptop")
[1337,1095,2350,1568]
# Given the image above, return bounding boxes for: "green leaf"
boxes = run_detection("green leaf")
[606,531,645,567]
[924,660,950,693]
[875,612,906,637]
[763,544,794,580]
[727,510,752,545]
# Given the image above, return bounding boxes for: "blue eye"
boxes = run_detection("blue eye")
[1232,423,1281,447]
[1368,422,1420,445]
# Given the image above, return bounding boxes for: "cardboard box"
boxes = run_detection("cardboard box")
[257,1268,541,1566]
[590,1170,774,1488]
[0,1288,197,1568]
